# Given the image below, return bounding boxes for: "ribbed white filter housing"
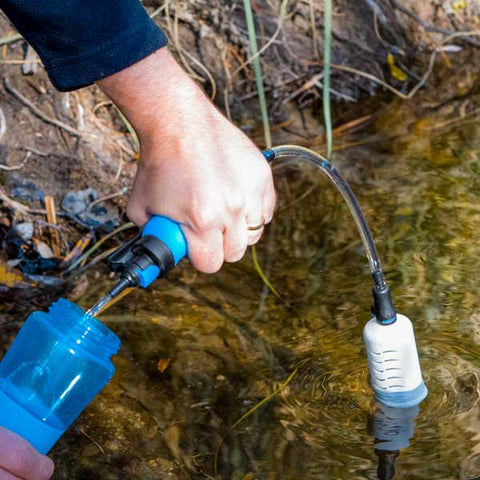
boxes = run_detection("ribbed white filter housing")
[363,314,427,408]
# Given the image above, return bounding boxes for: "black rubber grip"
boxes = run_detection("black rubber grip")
[132,235,175,276]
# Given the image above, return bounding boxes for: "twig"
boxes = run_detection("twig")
[60,231,94,268]
[0,186,68,216]
[281,72,323,104]
[93,100,112,114]
[233,0,290,77]
[181,48,217,100]
[17,146,56,157]
[35,219,70,253]
[66,222,136,273]
[78,428,107,457]
[390,0,480,48]
[0,59,42,65]
[0,106,6,140]
[83,187,128,213]
[0,186,29,215]
[373,9,388,47]
[330,45,437,100]
[4,77,84,137]
[164,0,202,81]
[309,0,319,58]
[165,4,216,99]
[77,246,118,274]
[116,107,139,152]
[150,4,167,19]
[44,195,61,257]
[364,0,388,27]
[0,33,22,46]
[0,151,31,171]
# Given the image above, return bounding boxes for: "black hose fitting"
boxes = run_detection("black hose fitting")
[372,284,397,325]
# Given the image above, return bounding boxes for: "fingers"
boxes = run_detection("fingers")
[0,468,19,480]
[126,202,150,227]
[0,428,54,480]
[263,174,276,224]
[183,226,224,273]
[245,204,265,246]
[223,215,249,263]
[126,190,150,227]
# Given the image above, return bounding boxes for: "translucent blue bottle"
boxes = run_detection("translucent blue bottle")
[0,298,120,454]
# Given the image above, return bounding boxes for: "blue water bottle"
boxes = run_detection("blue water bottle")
[0,298,120,454]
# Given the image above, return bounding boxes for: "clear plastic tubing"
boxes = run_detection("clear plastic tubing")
[271,145,386,289]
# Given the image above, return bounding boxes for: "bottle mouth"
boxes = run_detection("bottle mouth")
[48,298,121,358]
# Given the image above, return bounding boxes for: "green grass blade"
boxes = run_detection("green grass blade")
[323,0,333,159]
[252,245,281,299]
[243,0,272,148]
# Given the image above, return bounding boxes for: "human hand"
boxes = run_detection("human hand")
[0,427,54,480]
[97,49,276,273]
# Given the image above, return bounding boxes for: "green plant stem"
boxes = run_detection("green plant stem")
[243,0,272,148]
[323,0,333,159]
[252,245,281,299]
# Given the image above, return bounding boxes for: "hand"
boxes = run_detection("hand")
[0,427,54,480]
[97,49,276,273]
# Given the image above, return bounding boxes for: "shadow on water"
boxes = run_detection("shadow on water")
[7,93,480,479]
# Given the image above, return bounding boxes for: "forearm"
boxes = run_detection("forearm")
[97,49,217,144]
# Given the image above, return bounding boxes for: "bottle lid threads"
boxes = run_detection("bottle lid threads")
[47,299,120,358]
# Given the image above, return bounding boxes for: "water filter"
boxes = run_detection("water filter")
[364,314,427,408]
[0,299,120,454]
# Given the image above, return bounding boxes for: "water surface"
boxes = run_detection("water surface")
[7,96,480,479]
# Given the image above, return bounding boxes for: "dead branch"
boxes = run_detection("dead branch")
[4,77,84,137]
[390,0,480,48]
[0,151,32,171]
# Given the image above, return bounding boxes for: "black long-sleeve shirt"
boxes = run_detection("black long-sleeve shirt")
[0,0,168,91]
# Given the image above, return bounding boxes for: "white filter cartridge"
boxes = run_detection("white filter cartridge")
[363,314,427,408]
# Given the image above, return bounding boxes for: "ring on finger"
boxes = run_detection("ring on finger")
[246,215,265,231]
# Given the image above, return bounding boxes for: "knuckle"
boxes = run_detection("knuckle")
[191,207,219,232]
[226,190,244,214]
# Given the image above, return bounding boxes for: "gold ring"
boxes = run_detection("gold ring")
[246,217,265,231]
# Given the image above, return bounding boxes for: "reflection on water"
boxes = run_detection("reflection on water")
[6,95,480,479]
[368,402,419,480]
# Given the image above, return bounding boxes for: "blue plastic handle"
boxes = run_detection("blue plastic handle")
[142,215,188,265]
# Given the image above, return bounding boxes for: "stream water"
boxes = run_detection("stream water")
[5,96,480,479]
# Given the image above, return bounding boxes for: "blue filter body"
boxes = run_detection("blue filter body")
[0,299,120,454]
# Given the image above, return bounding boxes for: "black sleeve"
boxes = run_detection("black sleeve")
[0,0,168,91]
